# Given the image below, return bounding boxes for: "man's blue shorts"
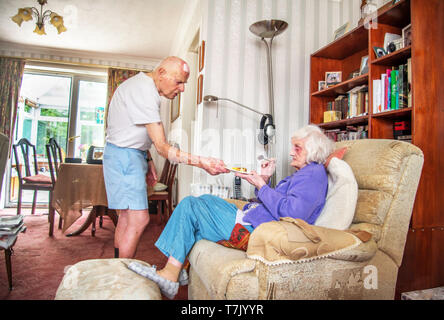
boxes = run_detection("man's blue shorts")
[103,142,148,210]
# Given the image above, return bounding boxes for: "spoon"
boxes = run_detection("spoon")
[257,155,273,162]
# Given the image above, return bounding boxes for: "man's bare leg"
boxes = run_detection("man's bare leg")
[115,209,150,258]
[114,210,128,257]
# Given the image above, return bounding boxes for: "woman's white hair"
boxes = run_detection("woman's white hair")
[291,124,335,164]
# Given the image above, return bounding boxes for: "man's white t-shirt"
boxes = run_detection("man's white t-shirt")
[106,72,161,151]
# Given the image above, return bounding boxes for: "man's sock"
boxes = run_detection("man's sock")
[114,247,119,258]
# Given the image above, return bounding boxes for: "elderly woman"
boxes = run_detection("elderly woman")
[127,124,335,298]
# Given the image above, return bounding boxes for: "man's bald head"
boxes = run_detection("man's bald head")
[153,56,190,99]
[156,56,190,76]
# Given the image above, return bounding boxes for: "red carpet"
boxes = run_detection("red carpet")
[0,210,188,300]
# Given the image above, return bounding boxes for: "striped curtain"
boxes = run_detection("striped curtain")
[104,68,139,131]
[0,57,25,148]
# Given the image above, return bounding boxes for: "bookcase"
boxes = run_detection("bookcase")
[309,0,444,298]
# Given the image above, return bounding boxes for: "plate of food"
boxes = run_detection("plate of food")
[225,167,253,175]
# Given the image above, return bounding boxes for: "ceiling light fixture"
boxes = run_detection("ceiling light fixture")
[11,0,67,35]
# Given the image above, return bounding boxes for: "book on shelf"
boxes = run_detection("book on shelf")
[391,69,398,110]
[324,95,348,121]
[386,69,391,110]
[398,64,408,109]
[324,125,368,142]
[373,62,410,114]
[346,85,368,118]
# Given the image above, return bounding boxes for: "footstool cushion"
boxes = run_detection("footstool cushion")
[55,258,161,300]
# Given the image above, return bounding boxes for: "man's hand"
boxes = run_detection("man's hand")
[146,162,158,187]
[200,156,230,175]
[235,170,266,190]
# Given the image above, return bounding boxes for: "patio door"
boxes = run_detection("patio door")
[5,64,107,208]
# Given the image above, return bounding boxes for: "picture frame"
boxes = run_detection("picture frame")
[198,40,205,72]
[359,55,369,75]
[348,70,360,79]
[196,74,203,105]
[318,81,327,91]
[325,71,342,86]
[170,92,181,123]
[334,22,350,40]
[402,24,412,47]
[373,46,386,58]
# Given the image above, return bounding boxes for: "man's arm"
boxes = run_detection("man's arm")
[145,122,229,175]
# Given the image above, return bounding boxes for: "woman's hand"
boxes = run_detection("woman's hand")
[146,161,158,187]
[235,170,266,190]
[259,158,276,183]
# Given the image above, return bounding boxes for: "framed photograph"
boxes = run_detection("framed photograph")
[170,92,181,123]
[334,22,350,40]
[402,24,412,47]
[196,74,203,105]
[373,46,386,58]
[359,55,369,75]
[318,81,327,91]
[198,40,205,72]
[348,70,361,79]
[325,71,342,86]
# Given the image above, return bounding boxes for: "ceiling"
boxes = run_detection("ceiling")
[0,0,187,60]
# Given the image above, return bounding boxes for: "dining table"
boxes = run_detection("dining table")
[52,163,118,237]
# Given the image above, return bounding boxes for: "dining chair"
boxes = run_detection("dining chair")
[46,138,63,231]
[12,138,55,236]
[148,159,178,224]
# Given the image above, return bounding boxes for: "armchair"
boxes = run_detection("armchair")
[187,139,424,300]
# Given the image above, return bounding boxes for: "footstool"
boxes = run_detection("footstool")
[55,258,161,300]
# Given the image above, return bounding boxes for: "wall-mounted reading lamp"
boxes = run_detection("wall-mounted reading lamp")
[203,95,275,145]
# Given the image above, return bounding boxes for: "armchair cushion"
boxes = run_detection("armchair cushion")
[247,217,373,265]
[315,157,358,230]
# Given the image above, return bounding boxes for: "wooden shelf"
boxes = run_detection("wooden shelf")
[317,115,369,130]
[312,24,368,60]
[371,46,411,66]
[377,0,411,28]
[312,73,368,97]
[371,107,412,119]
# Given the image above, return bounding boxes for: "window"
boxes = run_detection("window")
[7,63,107,207]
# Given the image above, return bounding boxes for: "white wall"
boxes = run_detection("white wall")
[161,0,207,203]
[190,0,362,199]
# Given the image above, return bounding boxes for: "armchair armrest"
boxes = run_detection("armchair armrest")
[188,240,256,299]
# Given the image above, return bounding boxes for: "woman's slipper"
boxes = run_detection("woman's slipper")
[126,262,179,299]
[179,268,188,286]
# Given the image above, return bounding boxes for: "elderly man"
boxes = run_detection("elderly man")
[104,56,229,259]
